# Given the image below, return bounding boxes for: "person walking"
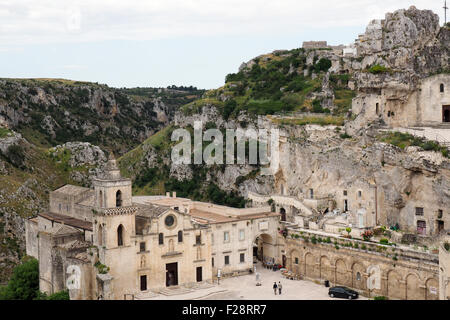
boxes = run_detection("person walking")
[278,281,282,295]
[273,282,278,295]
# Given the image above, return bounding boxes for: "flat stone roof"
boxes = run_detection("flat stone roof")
[39,212,93,231]
[134,202,169,218]
[53,184,90,196]
[189,209,279,224]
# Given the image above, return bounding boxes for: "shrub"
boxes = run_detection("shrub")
[314,58,332,72]
[374,296,387,300]
[444,242,450,251]
[37,290,70,300]
[368,64,388,74]
[94,261,110,274]
[326,237,332,243]
[4,144,26,168]
[0,256,39,300]
[379,238,389,245]
[222,99,237,120]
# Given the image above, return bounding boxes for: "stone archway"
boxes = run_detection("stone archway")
[406,273,422,300]
[98,224,103,246]
[387,270,404,300]
[335,259,347,286]
[320,256,332,282]
[289,249,301,275]
[254,233,275,263]
[351,262,366,291]
[425,278,439,300]
[304,252,316,279]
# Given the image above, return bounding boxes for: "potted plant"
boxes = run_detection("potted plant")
[345,227,352,238]
[361,230,373,241]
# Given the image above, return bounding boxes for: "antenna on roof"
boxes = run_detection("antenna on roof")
[445,0,449,25]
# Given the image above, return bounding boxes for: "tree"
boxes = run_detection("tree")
[345,227,352,236]
[0,256,39,300]
[314,58,332,72]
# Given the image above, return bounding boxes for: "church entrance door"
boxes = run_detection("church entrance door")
[166,263,178,287]
[443,105,450,122]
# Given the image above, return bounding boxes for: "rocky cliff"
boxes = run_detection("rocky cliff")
[0,79,203,154]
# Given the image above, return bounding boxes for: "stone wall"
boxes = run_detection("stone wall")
[284,229,440,300]
[439,240,450,300]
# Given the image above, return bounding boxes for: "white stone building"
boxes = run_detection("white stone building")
[25,155,281,300]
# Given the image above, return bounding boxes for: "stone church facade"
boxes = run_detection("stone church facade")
[25,155,281,300]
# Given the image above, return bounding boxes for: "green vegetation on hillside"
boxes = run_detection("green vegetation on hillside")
[181,49,344,118]
[118,127,248,208]
[271,115,345,127]
[119,86,204,105]
[367,64,391,74]
[0,78,203,155]
[377,131,449,158]
[0,127,12,138]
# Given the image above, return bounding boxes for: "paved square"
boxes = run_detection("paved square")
[143,263,367,300]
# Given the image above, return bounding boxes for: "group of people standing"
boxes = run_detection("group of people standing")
[273,281,283,295]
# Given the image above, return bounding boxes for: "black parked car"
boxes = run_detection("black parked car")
[328,286,359,299]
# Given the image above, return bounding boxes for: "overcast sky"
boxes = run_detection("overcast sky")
[0,0,447,89]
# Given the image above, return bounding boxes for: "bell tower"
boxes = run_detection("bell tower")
[93,153,132,209]
[91,153,137,299]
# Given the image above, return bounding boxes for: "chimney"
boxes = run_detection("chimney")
[172,192,177,198]
[166,192,170,197]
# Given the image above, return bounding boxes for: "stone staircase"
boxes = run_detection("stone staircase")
[134,291,159,300]
[188,282,216,290]
[158,286,193,296]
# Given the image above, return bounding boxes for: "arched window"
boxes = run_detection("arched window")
[440,83,444,93]
[158,233,164,245]
[98,225,103,246]
[178,230,183,243]
[99,190,103,208]
[116,190,122,207]
[117,224,124,246]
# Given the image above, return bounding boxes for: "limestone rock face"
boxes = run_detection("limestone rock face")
[48,142,107,186]
[49,142,106,168]
[383,7,440,51]
[0,79,201,154]
[0,131,23,154]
